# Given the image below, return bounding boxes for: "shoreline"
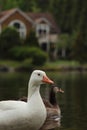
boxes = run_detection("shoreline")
[0,65,87,72]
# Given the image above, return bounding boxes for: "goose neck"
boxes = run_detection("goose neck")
[27,81,40,100]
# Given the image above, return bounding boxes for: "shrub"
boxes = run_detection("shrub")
[9,46,30,61]
[71,32,87,63]
[16,59,33,71]
[9,47,48,66]
[29,48,48,66]
[0,27,21,59]
[25,30,39,47]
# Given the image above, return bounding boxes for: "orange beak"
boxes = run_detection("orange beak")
[42,75,54,84]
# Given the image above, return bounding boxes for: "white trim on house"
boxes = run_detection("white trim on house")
[35,17,52,27]
[17,8,34,24]
[9,19,27,39]
[36,23,50,37]
[0,8,34,25]
[35,18,51,38]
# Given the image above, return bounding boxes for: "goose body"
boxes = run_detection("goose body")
[0,70,54,130]
[40,85,64,130]
[19,85,64,130]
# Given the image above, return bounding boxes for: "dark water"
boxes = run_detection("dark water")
[0,71,87,130]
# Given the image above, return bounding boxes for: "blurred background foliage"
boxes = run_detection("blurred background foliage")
[0,0,87,34]
[0,27,48,67]
[0,0,87,63]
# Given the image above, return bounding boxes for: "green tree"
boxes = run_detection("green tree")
[72,32,87,63]
[0,27,21,59]
[57,34,70,58]
[10,47,48,65]
[18,0,41,12]
[0,0,19,10]
[25,30,39,47]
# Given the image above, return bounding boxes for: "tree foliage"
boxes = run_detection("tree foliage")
[10,47,48,65]
[0,27,21,59]
[25,30,39,47]
[0,27,47,65]
[1,0,87,34]
[0,0,87,33]
[0,0,87,62]
[72,32,87,63]
[0,0,87,34]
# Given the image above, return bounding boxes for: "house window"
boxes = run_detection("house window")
[38,29,47,35]
[14,22,20,29]
[38,29,42,34]
[43,30,46,34]
[9,20,26,39]
[36,23,50,37]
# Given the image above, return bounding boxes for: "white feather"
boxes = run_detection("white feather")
[0,70,53,130]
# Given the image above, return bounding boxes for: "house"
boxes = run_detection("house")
[0,8,60,55]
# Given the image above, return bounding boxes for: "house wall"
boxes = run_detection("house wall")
[49,34,58,43]
[1,11,32,36]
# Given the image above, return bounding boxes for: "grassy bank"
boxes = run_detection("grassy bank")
[0,60,20,68]
[40,60,86,71]
[0,60,87,71]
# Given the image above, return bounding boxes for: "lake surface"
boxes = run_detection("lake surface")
[0,71,87,130]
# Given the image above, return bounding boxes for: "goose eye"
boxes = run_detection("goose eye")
[38,73,40,76]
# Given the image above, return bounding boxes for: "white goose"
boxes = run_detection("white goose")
[0,70,54,130]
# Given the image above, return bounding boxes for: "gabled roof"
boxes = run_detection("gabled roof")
[0,8,15,19]
[27,12,60,33]
[0,8,60,33]
[0,8,34,24]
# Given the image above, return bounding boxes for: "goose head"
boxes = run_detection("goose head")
[29,70,54,86]
[28,70,54,98]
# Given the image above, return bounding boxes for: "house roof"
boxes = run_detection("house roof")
[0,8,15,19]
[0,8,34,24]
[0,8,60,33]
[27,12,60,33]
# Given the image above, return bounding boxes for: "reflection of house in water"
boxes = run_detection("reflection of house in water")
[0,8,60,59]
